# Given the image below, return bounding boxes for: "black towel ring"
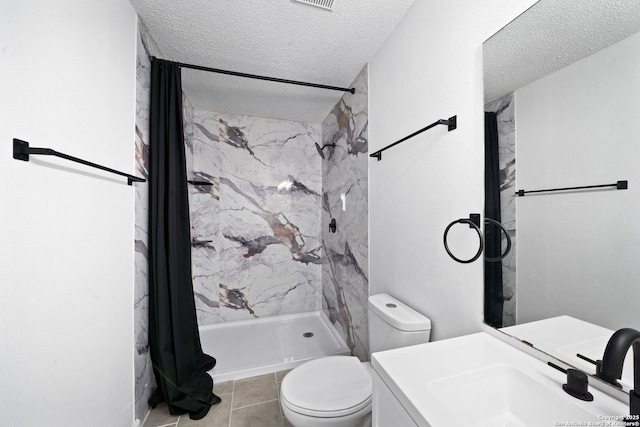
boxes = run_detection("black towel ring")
[484,218,512,262]
[443,218,484,264]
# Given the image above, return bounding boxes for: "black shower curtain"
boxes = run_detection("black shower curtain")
[484,112,504,328]
[148,58,220,420]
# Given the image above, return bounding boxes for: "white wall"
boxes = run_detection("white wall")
[368,0,537,341]
[0,1,137,426]
[516,31,640,331]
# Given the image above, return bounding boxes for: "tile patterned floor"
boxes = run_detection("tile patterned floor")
[142,370,293,427]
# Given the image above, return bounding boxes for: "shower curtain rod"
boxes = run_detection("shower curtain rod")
[160,58,355,94]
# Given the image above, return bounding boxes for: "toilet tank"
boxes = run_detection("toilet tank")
[368,293,431,353]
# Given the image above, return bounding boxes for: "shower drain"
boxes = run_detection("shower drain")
[303,332,314,338]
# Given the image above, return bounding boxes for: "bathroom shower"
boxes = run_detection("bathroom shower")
[315,143,336,159]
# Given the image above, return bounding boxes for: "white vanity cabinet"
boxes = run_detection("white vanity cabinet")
[372,369,419,427]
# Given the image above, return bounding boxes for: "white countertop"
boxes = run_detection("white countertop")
[371,332,628,427]
[502,316,634,389]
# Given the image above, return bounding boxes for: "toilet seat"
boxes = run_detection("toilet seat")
[280,356,372,418]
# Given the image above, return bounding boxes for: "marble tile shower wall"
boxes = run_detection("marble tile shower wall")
[189,111,324,324]
[321,66,369,361]
[134,23,156,422]
[486,93,516,327]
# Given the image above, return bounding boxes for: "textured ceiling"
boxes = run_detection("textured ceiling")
[484,0,640,103]
[130,0,416,123]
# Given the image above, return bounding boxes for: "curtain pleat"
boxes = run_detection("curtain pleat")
[484,112,504,328]
[148,58,220,420]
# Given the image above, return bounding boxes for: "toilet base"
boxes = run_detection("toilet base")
[281,400,371,427]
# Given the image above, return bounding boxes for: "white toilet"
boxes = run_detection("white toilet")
[280,293,431,427]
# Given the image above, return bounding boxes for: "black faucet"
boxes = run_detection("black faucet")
[600,328,640,417]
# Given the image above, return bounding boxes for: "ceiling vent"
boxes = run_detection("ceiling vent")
[291,0,334,11]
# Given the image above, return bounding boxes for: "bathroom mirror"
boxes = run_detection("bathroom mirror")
[483,0,640,391]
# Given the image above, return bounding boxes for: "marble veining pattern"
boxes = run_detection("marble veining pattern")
[486,93,517,327]
[321,66,369,361]
[134,21,158,423]
[189,111,323,324]
[189,124,222,324]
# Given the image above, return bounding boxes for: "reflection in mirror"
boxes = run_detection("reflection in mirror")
[483,0,640,391]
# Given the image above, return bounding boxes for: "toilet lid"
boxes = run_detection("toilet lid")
[281,356,372,417]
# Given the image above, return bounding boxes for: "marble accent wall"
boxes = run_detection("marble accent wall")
[485,93,516,327]
[321,66,369,361]
[188,111,324,324]
[184,95,195,182]
[133,22,155,423]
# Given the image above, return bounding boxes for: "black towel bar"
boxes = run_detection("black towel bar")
[370,116,457,161]
[13,138,145,186]
[516,180,627,197]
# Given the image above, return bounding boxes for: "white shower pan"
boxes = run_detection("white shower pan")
[199,311,350,382]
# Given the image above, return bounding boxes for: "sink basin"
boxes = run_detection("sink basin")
[428,364,598,427]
